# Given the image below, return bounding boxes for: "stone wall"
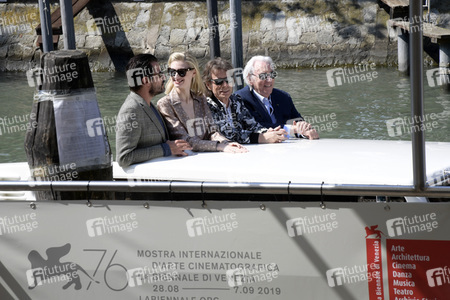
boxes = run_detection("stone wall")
[0,0,449,71]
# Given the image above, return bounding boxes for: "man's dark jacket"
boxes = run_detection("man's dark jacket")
[234,85,302,128]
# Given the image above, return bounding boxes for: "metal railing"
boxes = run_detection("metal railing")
[0,181,449,198]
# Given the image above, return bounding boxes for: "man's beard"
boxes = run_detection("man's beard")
[149,80,165,97]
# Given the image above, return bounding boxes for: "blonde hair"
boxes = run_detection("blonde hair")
[165,52,206,97]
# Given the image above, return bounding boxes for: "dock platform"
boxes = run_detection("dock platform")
[379,0,409,18]
[387,19,450,87]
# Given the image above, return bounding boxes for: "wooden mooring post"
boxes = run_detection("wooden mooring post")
[27,1,113,200]
[25,52,113,200]
[439,43,450,91]
[397,27,409,74]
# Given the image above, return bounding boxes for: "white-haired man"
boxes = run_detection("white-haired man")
[234,56,318,139]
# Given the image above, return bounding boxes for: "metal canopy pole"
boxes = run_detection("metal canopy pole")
[409,0,426,192]
[38,0,54,52]
[207,0,221,59]
[230,0,244,90]
[60,0,76,49]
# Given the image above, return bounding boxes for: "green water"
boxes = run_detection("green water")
[0,67,449,163]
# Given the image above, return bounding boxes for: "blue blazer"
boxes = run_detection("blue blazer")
[234,86,302,128]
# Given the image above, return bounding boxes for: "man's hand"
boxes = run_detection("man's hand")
[304,128,319,139]
[259,126,288,143]
[166,140,192,156]
[293,121,319,140]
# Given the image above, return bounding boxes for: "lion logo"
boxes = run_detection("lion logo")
[27,243,99,290]
[365,225,385,239]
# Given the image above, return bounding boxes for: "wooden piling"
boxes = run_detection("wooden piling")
[439,43,450,91]
[25,50,113,200]
[398,28,409,74]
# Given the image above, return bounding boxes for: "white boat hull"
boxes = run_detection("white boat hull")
[1,139,449,201]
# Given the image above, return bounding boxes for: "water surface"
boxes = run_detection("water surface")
[0,67,449,163]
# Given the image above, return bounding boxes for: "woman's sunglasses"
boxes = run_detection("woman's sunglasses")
[168,68,193,77]
[210,78,229,85]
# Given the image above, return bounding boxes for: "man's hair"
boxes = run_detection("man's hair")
[202,57,233,97]
[164,52,206,97]
[126,54,158,92]
[243,55,275,86]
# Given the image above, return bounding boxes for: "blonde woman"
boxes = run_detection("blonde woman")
[157,52,247,153]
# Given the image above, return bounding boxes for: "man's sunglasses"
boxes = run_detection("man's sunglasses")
[168,68,193,77]
[252,71,278,80]
[148,71,165,78]
[210,78,229,85]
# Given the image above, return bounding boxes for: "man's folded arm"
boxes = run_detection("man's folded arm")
[115,113,170,167]
[117,143,167,167]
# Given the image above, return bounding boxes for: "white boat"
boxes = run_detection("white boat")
[1,139,449,201]
[0,162,36,200]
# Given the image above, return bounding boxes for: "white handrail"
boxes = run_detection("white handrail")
[0,181,449,198]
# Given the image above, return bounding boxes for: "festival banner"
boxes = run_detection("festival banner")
[0,201,449,300]
[366,238,384,300]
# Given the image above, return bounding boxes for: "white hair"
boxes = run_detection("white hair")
[243,56,275,86]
